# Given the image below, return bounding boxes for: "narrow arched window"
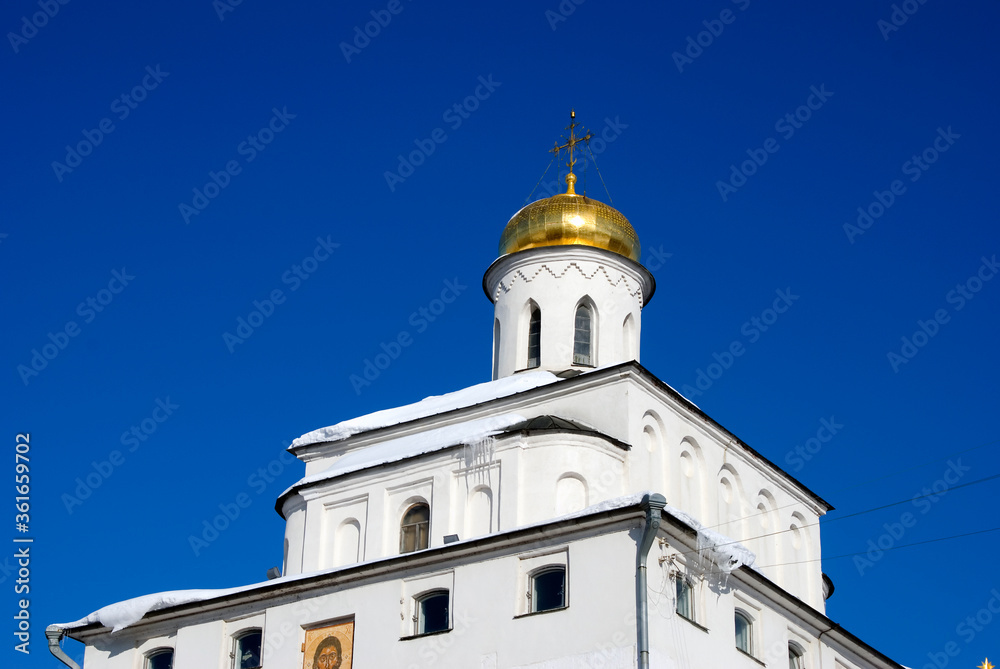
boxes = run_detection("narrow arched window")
[735,611,753,655]
[233,629,262,669]
[573,305,592,365]
[147,649,173,669]
[788,643,806,669]
[400,503,429,553]
[527,307,541,369]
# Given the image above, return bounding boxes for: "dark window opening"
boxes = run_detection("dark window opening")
[235,630,262,669]
[527,307,541,368]
[531,566,566,612]
[147,649,173,669]
[416,591,450,635]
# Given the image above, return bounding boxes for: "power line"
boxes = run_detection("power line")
[755,525,1000,569]
[657,469,1000,564]
[822,472,1000,525]
[691,435,1000,536]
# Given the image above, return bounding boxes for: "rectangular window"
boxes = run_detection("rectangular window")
[675,576,694,621]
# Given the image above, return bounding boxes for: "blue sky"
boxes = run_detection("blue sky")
[3,0,999,667]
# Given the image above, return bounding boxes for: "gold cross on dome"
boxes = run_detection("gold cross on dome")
[550,109,593,193]
[978,659,994,669]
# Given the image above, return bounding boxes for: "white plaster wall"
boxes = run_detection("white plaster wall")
[515,434,627,525]
[622,381,828,610]
[485,246,652,379]
[281,497,306,576]
[76,523,879,669]
[257,530,640,669]
[284,370,826,604]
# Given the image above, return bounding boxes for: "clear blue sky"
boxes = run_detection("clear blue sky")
[4,1,999,667]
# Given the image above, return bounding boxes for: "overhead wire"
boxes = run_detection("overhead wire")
[654,468,1000,565]
[690,435,1000,536]
[755,525,1000,569]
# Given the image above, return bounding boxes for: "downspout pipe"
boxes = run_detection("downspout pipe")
[636,493,666,669]
[46,625,81,669]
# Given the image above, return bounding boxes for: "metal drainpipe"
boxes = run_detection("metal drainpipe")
[636,493,666,669]
[46,625,81,669]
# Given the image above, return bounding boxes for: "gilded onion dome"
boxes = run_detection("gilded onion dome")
[499,173,641,263]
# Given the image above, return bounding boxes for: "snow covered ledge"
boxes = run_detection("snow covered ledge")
[291,371,560,447]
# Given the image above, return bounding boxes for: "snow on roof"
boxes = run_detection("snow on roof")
[54,585,260,633]
[291,371,560,447]
[283,413,526,496]
[54,493,755,634]
[662,504,758,575]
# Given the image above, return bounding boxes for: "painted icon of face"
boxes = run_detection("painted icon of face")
[312,636,342,669]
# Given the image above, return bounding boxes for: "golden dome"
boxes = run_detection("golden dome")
[499,177,641,262]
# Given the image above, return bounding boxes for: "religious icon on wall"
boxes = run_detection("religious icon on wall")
[302,620,354,669]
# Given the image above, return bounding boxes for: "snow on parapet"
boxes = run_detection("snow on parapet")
[292,371,560,447]
[283,414,526,496]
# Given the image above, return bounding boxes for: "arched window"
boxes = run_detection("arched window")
[573,304,592,366]
[147,648,173,669]
[233,629,262,669]
[530,566,566,612]
[400,503,429,553]
[788,643,805,669]
[414,590,450,635]
[675,575,694,621]
[527,307,541,368]
[735,611,753,655]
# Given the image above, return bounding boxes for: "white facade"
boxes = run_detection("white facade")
[49,187,904,669]
[484,245,654,379]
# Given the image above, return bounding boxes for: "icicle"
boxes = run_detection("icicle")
[462,435,495,483]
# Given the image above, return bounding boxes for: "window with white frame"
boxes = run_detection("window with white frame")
[413,589,450,635]
[517,547,569,616]
[233,629,262,669]
[146,648,173,669]
[735,610,753,655]
[401,569,453,639]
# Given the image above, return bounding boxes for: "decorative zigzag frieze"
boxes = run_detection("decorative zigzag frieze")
[494,262,645,305]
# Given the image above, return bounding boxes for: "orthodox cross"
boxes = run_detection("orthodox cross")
[550,109,593,184]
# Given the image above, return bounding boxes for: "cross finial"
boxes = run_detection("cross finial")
[549,109,593,195]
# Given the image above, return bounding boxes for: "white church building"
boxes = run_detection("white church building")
[48,121,905,669]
